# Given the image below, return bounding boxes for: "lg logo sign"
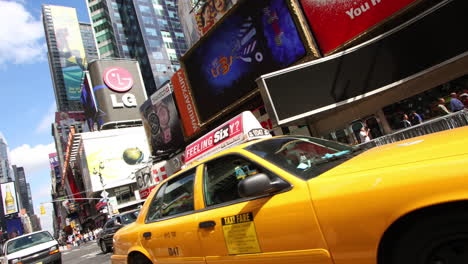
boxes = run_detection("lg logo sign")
[103,67,137,108]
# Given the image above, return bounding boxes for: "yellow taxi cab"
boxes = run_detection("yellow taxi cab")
[111,112,468,264]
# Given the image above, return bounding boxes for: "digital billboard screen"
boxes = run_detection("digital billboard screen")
[183,0,306,122]
[1,182,18,215]
[140,83,185,159]
[298,0,418,55]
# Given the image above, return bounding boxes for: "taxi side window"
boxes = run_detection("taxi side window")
[146,169,196,222]
[204,156,264,207]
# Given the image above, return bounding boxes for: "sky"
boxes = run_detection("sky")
[0,0,90,234]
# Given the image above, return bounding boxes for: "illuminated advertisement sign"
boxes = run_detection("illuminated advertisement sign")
[298,0,418,55]
[88,60,147,129]
[195,0,238,35]
[81,127,151,192]
[171,70,200,138]
[49,6,87,100]
[140,82,185,159]
[1,182,18,215]
[183,0,306,122]
[184,111,271,164]
[49,153,61,182]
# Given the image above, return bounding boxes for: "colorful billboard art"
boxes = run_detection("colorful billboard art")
[140,82,185,159]
[1,182,18,215]
[171,70,200,138]
[298,0,418,55]
[81,127,151,192]
[49,6,87,100]
[183,0,306,122]
[195,0,238,35]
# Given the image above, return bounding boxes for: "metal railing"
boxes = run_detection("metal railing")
[358,110,468,149]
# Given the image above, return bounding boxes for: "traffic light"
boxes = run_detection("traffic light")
[40,205,46,215]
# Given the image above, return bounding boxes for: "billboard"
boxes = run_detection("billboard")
[6,218,23,239]
[195,0,239,35]
[81,127,151,192]
[298,0,418,55]
[257,0,468,125]
[49,6,87,100]
[1,182,18,215]
[140,82,185,159]
[49,153,61,182]
[80,72,98,130]
[88,60,147,129]
[183,0,306,122]
[171,70,200,138]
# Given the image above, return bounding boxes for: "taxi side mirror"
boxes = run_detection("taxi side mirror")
[238,173,289,198]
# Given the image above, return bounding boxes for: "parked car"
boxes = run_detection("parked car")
[111,126,468,264]
[1,231,61,264]
[97,209,139,253]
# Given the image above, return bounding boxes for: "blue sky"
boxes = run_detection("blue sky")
[0,0,89,232]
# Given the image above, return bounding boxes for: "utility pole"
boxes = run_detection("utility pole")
[93,161,113,217]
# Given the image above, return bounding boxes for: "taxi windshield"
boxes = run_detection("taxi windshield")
[245,136,358,180]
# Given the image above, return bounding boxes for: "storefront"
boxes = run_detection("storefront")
[256,0,468,143]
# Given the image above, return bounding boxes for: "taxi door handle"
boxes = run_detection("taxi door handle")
[143,232,152,239]
[199,221,216,228]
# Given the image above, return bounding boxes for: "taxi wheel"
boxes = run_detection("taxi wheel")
[388,210,468,264]
[132,253,152,264]
[100,240,109,253]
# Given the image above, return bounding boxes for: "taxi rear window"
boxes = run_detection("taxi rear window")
[245,137,358,180]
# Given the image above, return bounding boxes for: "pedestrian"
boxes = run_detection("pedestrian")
[409,111,423,125]
[461,92,468,108]
[449,92,465,112]
[401,114,412,128]
[359,126,371,143]
[437,98,451,115]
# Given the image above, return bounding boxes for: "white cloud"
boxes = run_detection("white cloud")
[0,0,46,66]
[9,143,55,174]
[36,103,57,134]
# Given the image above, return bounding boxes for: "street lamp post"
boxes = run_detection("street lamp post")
[93,161,112,217]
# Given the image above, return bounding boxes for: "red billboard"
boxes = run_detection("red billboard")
[299,0,418,54]
[171,70,200,138]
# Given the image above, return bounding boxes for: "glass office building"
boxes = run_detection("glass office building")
[87,0,188,96]
[80,22,99,63]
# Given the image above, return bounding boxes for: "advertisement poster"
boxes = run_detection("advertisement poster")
[299,0,418,54]
[1,182,18,215]
[140,83,185,159]
[171,70,200,138]
[49,153,61,182]
[195,0,238,35]
[50,6,87,100]
[80,72,97,130]
[82,127,151,192]
[6,218,23,239]
[183,0,306,122]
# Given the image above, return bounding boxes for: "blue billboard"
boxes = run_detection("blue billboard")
[183,0,306,122]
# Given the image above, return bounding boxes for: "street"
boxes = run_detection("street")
[61,242,111,264]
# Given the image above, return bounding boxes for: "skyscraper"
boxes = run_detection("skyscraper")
[42,5,89,112]
[0,133,12,183]
[87,0,188,95]
[12,166,34,216]
[79,22,99,63]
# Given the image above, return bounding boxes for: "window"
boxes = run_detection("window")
[104,219,115,229]
[146,170,195,222]
[175,32,185,39]
[156,64,168,72]
[148,39,160,47]
[139,5,151,13]
[203,156,266,207]
[152,51,163,59]
[145,27,157,36]
[158,18,168,27]
[114,185,135,204]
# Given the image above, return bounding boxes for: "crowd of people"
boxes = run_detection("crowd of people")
[59,228,102,248]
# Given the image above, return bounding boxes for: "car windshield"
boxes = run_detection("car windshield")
[7,232,54,254]
[121,211,139,225]
[245,136,359,180]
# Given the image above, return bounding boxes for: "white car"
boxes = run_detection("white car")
[1,231,61,264]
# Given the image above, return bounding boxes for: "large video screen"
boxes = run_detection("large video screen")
[183,0,306,122]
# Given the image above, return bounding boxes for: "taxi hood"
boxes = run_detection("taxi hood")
[322,126,468,177]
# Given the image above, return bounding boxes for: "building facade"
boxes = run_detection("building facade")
[79,22,99,63]
[0,133,12,183]
[87,0,188,95]
[42,5,88,112]
[12,166,34,216]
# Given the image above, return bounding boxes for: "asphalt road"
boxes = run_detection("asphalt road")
[61,241,111,264]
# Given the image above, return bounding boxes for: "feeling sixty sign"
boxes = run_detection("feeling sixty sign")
[103,67,138,108]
